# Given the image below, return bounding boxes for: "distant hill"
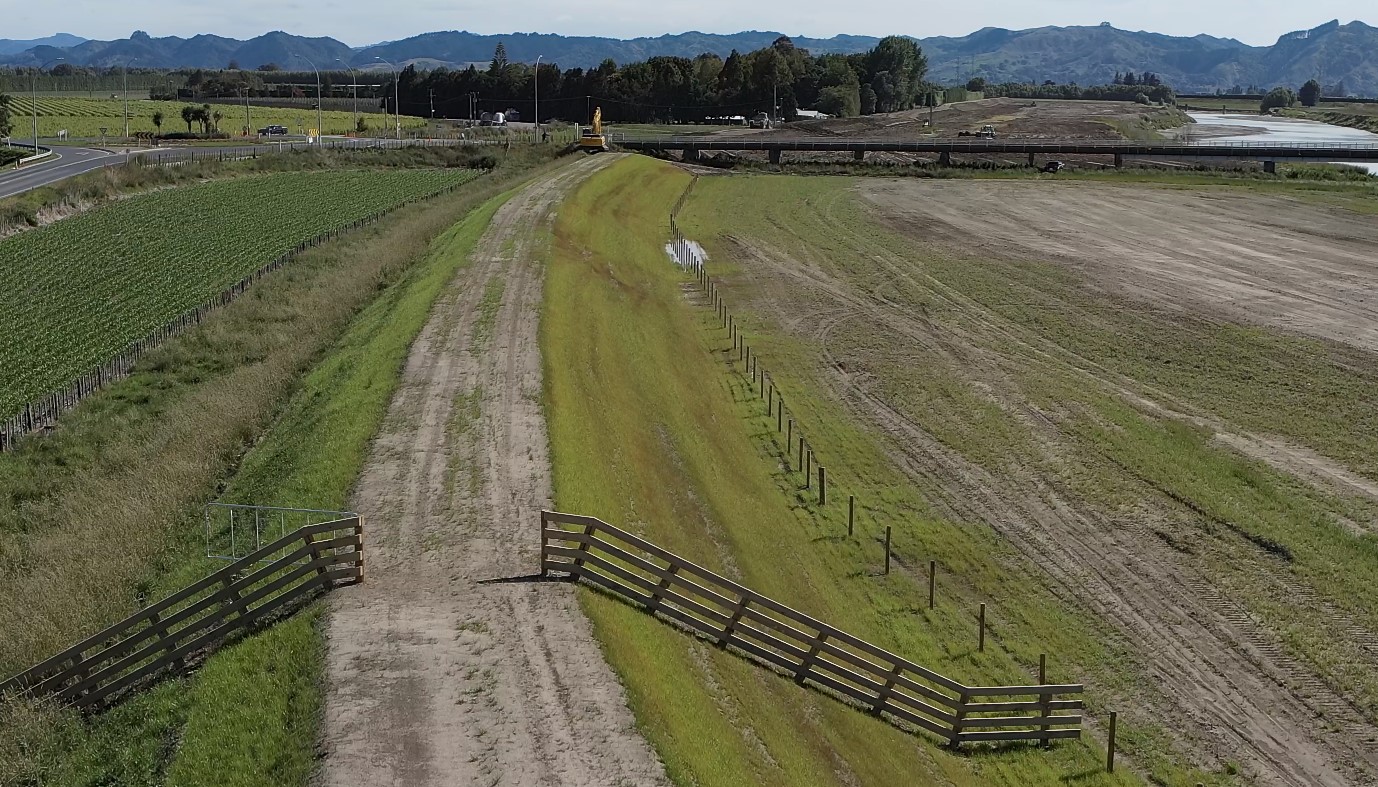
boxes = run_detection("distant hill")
[2,21,1377,96]
[0,33,85,56]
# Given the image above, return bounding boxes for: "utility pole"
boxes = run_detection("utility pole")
[242,88,250,136]
[534,55,543,140]
[428,88,435,118]
[122,57,137,139]
[336,58,358,132]
[32,58,64,156]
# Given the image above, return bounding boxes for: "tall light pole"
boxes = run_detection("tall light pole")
[122,57,138,139]
[294,53,323,142]
[336,58,357,133]
[374,57,401,140]
[534,55,542,141]
[31,57,63,155]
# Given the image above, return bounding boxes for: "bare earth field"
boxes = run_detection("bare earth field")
[319,156,668,786]
[865,181,1378,353]
[764,98,1180,140]
[688,176,1378,785]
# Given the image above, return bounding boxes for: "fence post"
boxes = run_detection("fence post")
[884,527,892,574]
[848,495,855,535]
[776,400,783,433]
[928,560,936,609]
[769,387,774,416]
[805,450,812,488]
[1039,653,1051,748]
[978,603,986,652]
[1107,711,1118,772]
[818,466,826,505]
[950,689,968,748]
[798,437,805,473]
[787,419,793,453]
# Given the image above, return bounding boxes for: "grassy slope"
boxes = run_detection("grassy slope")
[677,173,1378,776]
[0,153,557,785]
[543,155,1169,785]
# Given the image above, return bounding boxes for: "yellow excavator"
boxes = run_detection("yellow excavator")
[578,107,609,154]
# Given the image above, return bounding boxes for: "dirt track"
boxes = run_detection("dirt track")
[714,180,1378,785]
[319,155,668,787]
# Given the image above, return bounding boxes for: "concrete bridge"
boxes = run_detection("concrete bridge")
[613,136,1378,169]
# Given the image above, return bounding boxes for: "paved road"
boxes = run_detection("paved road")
[0,137,483,201]
[0,146,118,200]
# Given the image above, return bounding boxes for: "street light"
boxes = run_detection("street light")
[31,57,64,156]
[122,56,138,140]
[336,58,358,133]
[534,55,542,142]
[373,57,401,141]
[293,53,323,142]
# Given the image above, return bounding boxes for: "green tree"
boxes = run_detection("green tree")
[966,76,986,92]
[181,105,196,132]
[0,93,12,139]
[1260,86,1297,112]
[1299,79,1322,107]
[151,110,163,135]
[816,84,860,117]
[489,42,509,75]
[860,83,878,115]
[863,36,928,112]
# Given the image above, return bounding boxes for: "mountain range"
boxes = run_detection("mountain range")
[2,20,1376,96]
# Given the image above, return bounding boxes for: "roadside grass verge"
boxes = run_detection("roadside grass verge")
[678,172,1378,770]
[0,152,560,785]
[544,155,1178,785]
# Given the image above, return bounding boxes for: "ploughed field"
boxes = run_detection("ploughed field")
[676,173,1378,785]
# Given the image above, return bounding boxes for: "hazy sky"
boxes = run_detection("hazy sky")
[3,1,1373,47]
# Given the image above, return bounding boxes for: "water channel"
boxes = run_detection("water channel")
[1186,111,1378,175]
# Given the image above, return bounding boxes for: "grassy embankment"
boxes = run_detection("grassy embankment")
[675,174,1378,774]
[1098,106,1192,140]
[0,148,563,785]
[1285,104,1378,132]
[542,156,1229,784]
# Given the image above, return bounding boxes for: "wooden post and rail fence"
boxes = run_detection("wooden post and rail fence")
[541,510,1084,747]
[0,517,362,709]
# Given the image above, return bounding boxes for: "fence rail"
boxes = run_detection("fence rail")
[540,511,1083,745]
[1,517,362,708]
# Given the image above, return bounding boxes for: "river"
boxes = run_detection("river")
[1186,111,1378,175]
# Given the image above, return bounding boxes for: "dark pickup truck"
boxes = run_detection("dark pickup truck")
[258,125,288,136]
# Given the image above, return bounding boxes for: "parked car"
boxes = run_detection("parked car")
[258,125,288,136]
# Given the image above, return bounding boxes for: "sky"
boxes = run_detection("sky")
[2,0,1373,47]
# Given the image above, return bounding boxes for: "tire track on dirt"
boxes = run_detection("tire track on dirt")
[712,191,1378,785]
[320,155,669,787]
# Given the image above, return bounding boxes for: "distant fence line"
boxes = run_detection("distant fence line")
[0,174,475,453]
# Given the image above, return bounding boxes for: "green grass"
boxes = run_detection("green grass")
[670,171,1378,774]
[543,156,1202,785]
[0,168,475,419]
[22,96,428,138]
[0,149,564,785]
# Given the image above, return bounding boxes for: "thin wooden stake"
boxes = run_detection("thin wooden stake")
[884,527,892,574]
[787,419,793,452]
[818,466,826,505]
[928,560,936,609]
[806,450,812,488]
[798,436,805,472]
[848,495,855,535]
[1107,711,1118,772]
[978,603,986,652]
[777,400,783,432]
